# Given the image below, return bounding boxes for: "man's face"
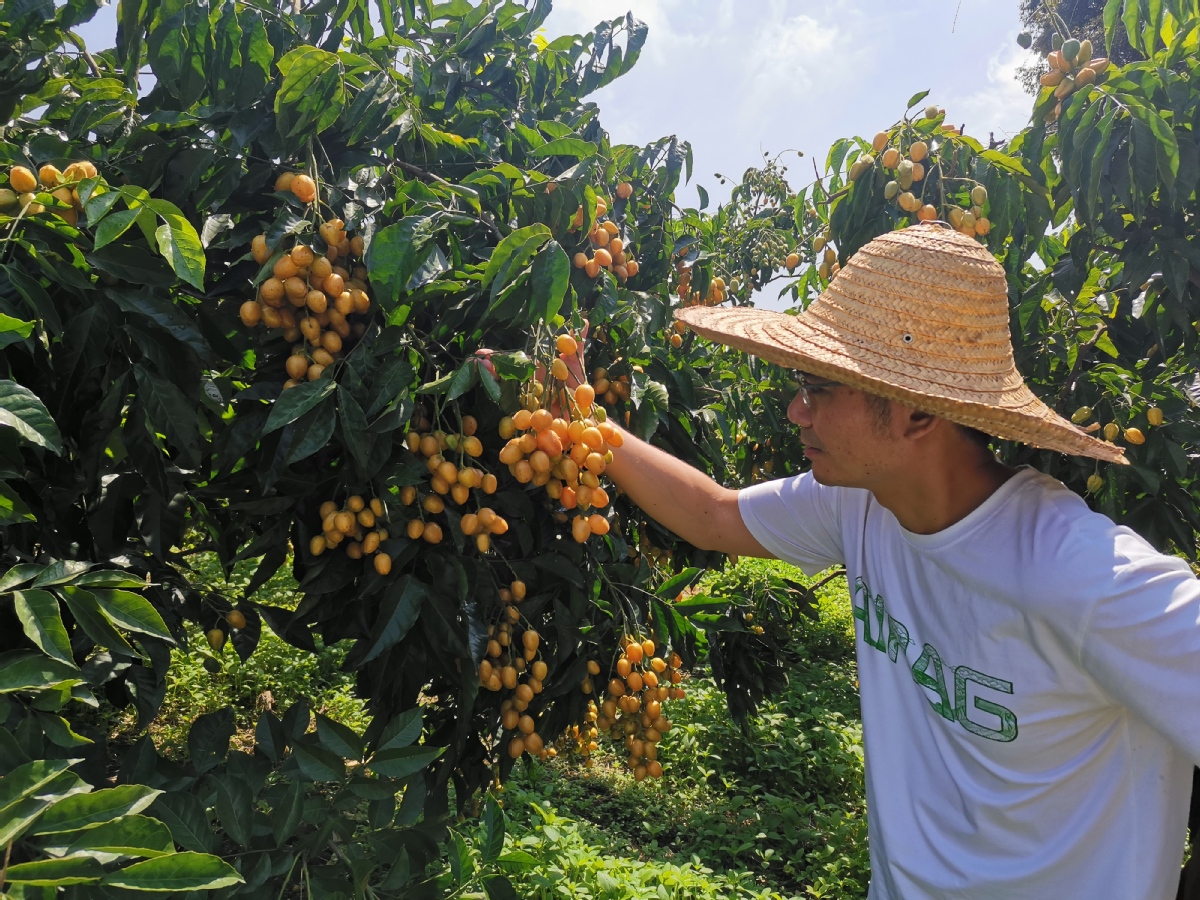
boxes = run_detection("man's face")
[786,374,903,489]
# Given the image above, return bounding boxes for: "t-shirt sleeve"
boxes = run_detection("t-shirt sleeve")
[737,473,846,575]
[1068,525,1200,762]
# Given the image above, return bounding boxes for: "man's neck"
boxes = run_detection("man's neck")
[876,454,1020,536]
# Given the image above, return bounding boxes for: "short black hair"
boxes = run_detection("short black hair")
[865,393,993,449]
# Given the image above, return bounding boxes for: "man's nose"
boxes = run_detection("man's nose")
[787,390,812,427]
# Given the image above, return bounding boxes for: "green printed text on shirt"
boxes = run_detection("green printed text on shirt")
[853,578,1018,743]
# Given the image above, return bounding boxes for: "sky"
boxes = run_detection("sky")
[72,0,1038,307]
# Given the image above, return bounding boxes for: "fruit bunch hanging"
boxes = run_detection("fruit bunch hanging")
[239,174,373,387]
[3,161,99,225]
[590,638,688,781]
[478,621,555,760]
[569,185,642,282]
[1040,37,1109,123]
[497,334,624,544]
[309,495,393,573]
[400,414,506,550]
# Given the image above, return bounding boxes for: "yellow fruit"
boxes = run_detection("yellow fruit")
[227,610,247,630]
[239,301,262,327]
[1086,473,1104,493]
[881,148,900,169]
[871,131,888,152]
[310,535,327,556]
[1147,406,1164,426]
[1103,422,1120,441]
[291,174,317,203]
[9,166,37,193]
[206,628,225,651]
[1124,427,1145,445]
[38,164,61,187]
[374,553,392,575]
[616,182,633,199]
[971,185,988,207]
[909,141,928,163]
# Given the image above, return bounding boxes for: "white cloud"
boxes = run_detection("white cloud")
[946,41,1040,144]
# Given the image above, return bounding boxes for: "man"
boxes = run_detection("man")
[603,223,1200,899]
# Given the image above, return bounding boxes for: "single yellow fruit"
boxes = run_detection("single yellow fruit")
[38,164,62,188]
[909,141,928,163]
[871,131,888,152]
[1124,427,1145,445]
[226,610,247,630]
[1147,406,1164,426]
[206,628,225,651]
[1103,422,1120,441]
[9,166,37,193]
[1086,473,1104,493]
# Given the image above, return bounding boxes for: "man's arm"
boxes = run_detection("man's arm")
[603,425,774,559]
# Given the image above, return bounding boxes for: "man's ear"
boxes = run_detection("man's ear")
[901,406,941,441]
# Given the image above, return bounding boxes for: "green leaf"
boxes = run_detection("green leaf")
[100,851,244,891]
[481,796,504,863]
[32,784,163,835]
[376,708,423,752]
[153,213,206,291]
[482,224,550,298]
[291,741,346,782]
[149,791,215,854]
[3,855,103,886]
[906,89,931,110]
[0,313,35,349]
[64,814,175,858]
[0,771,88,845]
[133,365,203,468]
[0,650,80,693]
[529,240,570,324]
[188,707,235,774]
[270,778,305,845]
[91,589,173,641]
[495,850,539,873]
[13,590,73,665]
[530,138,597,158]
[367,745,444,778]
[359,576,426,665]
[283,397,337,466]
[0,380,63,454]
[275,46,345,139]
[263,378,337,435]
[58,586,138,657]
[316,713,365,760]
[213,775,253,849]
[32,561,91,588]
[0,758,75,813]
[0,563,45,592]
[92,208,141,249]
[37,713,92,747]
[0,480,36,525]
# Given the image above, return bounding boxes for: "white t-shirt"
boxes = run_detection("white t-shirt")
[739,466,1200,899]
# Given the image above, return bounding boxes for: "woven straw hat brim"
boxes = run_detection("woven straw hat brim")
[674,225,1126,465]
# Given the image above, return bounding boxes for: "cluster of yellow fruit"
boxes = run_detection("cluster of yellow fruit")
[1072,404,1162,485]
[570,185,641,282]
[947,186,992,238]
[274,170,318,205]
[497,345,623,543]
[594,639,687,781]
[811,232,841,281]
[308,495,393,573]
[400,418,507,550]
[240,209,372,388]
[560,706,601,768]
[1041,38,1109,122]
[3,162,98,225]
[478,626,555,760]
[588,365,633,407]
[675,265,728,307]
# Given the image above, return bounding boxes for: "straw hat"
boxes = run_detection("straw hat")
[675,223,1126,464]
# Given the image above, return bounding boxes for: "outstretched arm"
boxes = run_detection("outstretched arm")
[604,425,773,559]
